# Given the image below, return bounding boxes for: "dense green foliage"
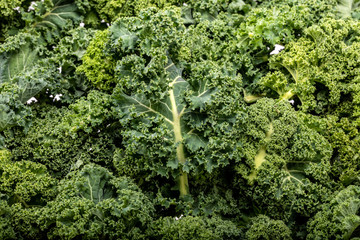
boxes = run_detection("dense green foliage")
[1,0,360,239]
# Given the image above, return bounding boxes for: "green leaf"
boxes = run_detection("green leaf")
[114,56,216,196]
[115,56,213,149]
[181,6,195,25]
[76,165,115,204]
[184,131,207,152]
[336,0,360,18]
[188,86,217,111]
[16,72,47,103]
[229,0,246,12]
[32,0,81,34]
[115,57,189,127]
[0,43,38,83]
[0,84,32,131]
[110,20,139,50]
[308,186,360,240]
[0,158,56,206]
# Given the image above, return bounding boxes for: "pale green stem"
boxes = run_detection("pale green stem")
[248,122,274,183]
[169,87,189,196]
[243,90,265,103]
[280,89,295,101]
[15,194,30,208]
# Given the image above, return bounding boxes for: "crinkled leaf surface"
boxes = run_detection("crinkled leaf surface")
[0,43,38,83]
[75,164,115,204]
[114,57,211,160]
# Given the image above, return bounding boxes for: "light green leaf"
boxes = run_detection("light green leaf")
[0,43,38,83]
[229,0,246,12]
[336,0,360,18]
[32,0,81,32]
[110,20,139,50]
[17,76,47,103]
[76,165,115,204]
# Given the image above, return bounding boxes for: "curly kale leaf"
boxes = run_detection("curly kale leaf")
[235,98,334,219]
[0,42,39,83]
[149,215,242,239]
[0,0,93,114]
[237,0,337,55]
[245,215,292,240]
[0,150,56,239]
[0,198,16,240]
[0,83,32,133]
[4,104,117,177]
[0,36,44,132]
[0,150,57,207]
[307,185,360,240]
[60,90,115,137]
[0,35,46,102]
[39,164,154,239]
[336,0,360,19]
[260,19,360,112]
[43,27,96,103]
[77,29,116,91]
[78,7,245,197]
[113,55,214,196]
[259,19,360,183]
[23,0,83,43]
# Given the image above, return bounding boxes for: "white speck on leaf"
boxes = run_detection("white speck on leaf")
[26,97,38,104]
[53,94,63,102]
[28,2,37,11]
[175,215,183,220]
[80,22,85,27]
[270,44,285,55]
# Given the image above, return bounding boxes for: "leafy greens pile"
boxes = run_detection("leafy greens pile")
[1,0,360,239]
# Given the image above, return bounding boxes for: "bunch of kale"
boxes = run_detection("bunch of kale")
[2,0,360,239]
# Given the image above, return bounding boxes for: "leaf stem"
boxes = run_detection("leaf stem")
[248,122,274,183]
[169,87,189,196]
